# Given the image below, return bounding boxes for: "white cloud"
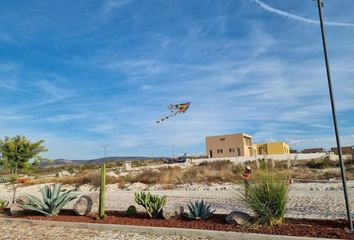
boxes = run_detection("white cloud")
[253,0,354,27]
[104,0,134,12]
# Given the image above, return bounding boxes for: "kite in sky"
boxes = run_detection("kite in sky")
[156,102,191,124]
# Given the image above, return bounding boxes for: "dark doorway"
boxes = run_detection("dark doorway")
[209,150,213,158]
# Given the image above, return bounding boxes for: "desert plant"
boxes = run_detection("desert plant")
[18,183,77,216]
[126,205,137,216]
[184,199,215,220]
[241,171,289,226]
[98,163,106,219]
[0,199,9,208]
[306,157,334,169]
[134,192,167,218]
[0,176,10,183]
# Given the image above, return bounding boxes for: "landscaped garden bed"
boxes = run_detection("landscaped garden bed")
[2,169,353,239]
[2,210,353,239]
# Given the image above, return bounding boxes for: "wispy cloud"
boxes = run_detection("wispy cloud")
[253,0,354,27]
[104,0,134,12]
[33,79,75,105]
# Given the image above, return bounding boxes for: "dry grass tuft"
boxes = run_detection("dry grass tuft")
[126,160,244,186]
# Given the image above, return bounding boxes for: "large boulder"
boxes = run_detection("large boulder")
[162,206,184,220]
[73,193,99,216]
[225,211,253,225]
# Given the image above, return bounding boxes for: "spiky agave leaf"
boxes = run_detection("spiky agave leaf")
[184,199,215,220]
[18,184,78,216]
[51,191,77,216]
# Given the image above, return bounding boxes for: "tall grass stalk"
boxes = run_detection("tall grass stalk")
[241,171,289,226]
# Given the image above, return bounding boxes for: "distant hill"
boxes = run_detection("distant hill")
[40,156,167,168]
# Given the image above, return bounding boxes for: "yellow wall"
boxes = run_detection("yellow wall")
[255,142,290,155]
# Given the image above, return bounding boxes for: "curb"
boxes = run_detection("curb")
[0,218,337,240]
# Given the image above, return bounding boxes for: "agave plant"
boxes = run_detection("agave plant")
[184,199,215,220]
[134,192,167,218]
[0,199,9,208]
[18,183,78,216]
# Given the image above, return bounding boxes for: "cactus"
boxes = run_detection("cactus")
[98,163,106,219]
[126,205,137,217]
[18,184,77,216]
[134,192,167,218]
[184,199,215,220]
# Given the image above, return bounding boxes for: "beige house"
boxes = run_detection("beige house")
[206,133,256,158]
[255,142,290,155]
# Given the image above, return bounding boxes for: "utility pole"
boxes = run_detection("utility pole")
[172,145,175,159]
[101,144,110,159]
[315,0,353,231]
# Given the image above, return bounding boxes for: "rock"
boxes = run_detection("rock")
[126,182,147,191]
[56,171,71,178]
[76,184,95,192]
[73,193,99,216]
[106,171,119,178]
[150,169,160,174]
[225,211,253,225]
[162,206,184,220]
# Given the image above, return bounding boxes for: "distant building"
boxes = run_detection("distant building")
[302,148,324,153]
[290,149,298,154]
[331,146,354,155]
[205,133,256,158]
[255,142,290,155]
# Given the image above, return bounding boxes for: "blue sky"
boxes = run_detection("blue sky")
[1,0,353,159]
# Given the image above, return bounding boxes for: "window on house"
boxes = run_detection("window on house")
[220,138,225,141]
[237,148,241,156]
[229,148,235,153]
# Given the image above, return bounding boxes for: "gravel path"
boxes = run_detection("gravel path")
[0,222,213,240]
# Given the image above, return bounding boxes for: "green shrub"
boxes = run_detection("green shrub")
[241,171,289,226]
[126,205,137,216]
[0,199,9,208]
[134,192,167,218]
[18,183,78,216]
[184,199,215,220]
[322,171,340,179]
[306,156,334,169]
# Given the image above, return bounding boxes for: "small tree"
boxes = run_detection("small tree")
[0,136,48,203]
[0,136,48,175]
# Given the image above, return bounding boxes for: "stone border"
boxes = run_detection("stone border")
[0,217,337,240]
